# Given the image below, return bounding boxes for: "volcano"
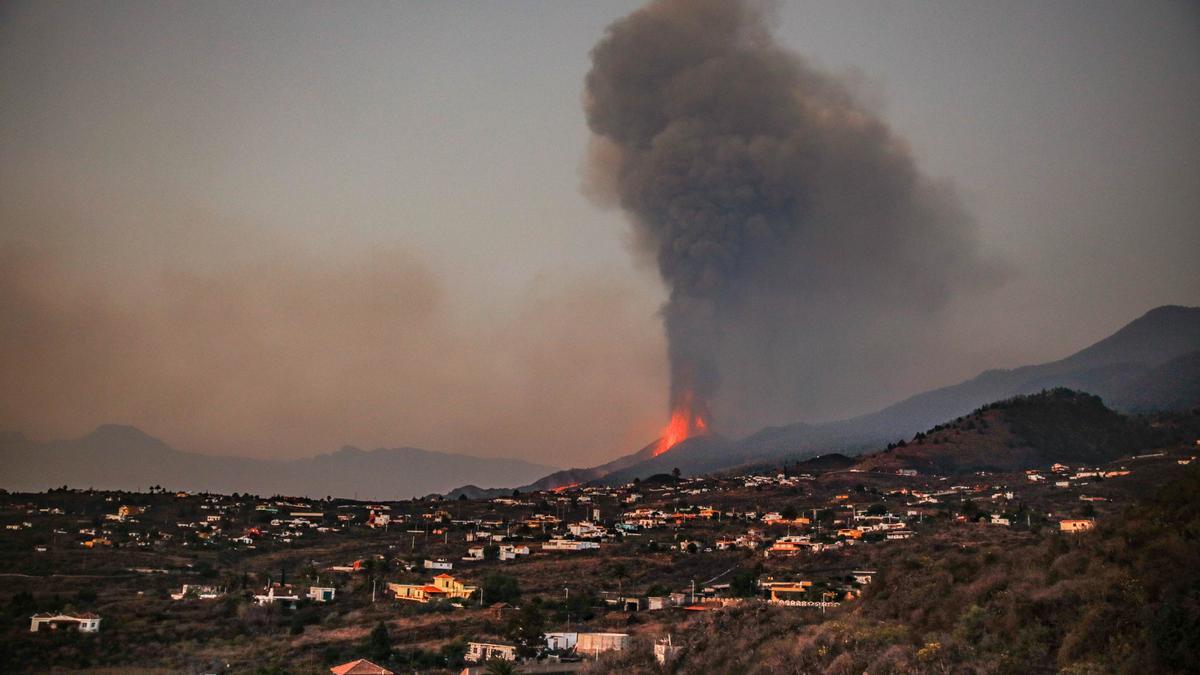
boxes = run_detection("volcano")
[447,304,1199,496]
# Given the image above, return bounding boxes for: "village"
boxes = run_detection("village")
[1,440,1194,674]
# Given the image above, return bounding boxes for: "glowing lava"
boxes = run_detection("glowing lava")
[653,404,709,457]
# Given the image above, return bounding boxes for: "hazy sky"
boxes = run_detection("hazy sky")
[1,1,1197,465]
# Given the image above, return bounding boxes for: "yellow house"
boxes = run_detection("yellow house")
[767,581,812,602]
[837,528,864,539]
[388,574,477,603]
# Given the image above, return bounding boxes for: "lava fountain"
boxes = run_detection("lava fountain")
[653,393,710,457]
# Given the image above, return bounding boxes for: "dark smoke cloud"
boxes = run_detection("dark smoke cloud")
[585,0,1001,434]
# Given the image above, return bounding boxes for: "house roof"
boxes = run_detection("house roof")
[433,573,454,579]
[330,659,394,675]
[32,612,100,620]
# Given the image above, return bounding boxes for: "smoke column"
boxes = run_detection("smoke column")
[585,0,996,439]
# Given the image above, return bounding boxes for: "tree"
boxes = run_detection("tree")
[481,573,521,604]
[440,639,468,668]
[505,604,546,658]
[781,504,799,521]
[672,467,681,480]
[607,561,629,588]
[366,621,391,662]
[730,570,758,597]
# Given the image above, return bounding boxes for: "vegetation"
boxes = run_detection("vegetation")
[592,465,1200,674]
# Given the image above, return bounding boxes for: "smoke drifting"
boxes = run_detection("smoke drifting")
[0,241,666,465]
[585,0,999,435]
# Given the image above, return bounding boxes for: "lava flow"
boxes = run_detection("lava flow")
[652,405,709,457]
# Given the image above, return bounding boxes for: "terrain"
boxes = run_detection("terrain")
[506,304,1200,490]
[0,389,1197,673]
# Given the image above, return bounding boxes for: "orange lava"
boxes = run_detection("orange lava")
[550,482,581,493]
[653,404,709,457]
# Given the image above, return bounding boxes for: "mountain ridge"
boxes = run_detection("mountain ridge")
[0,427,558,500]
[510,304,1200,489]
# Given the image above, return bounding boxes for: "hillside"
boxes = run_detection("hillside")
[592,464,1200,674]
[1109,350,1200,413]
[0,425,557,500]
[543,304,1200,486]
[854,388,1171,474]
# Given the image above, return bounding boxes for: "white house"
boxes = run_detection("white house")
[466,642,517,662]
[30,613,100,633]
[424,559,454,571]
[545,631,578,652]
[499,544,530,561]
[543,539,600,552]
[576,632,629,656]
[254,584,301,608]
[171,584,223,601]
[308,586,336,602]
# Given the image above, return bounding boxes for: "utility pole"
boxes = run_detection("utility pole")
[371,579,377,603]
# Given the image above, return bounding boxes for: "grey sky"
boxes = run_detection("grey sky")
[1,1,1196,464]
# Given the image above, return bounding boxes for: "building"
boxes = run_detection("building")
[170,584,223,601]
[1060,519,1095,533]
[655,635,684,665]
[852,570,876,585]
[30,613,101,633]
[466,642,517,662]
[308,586,337,602]
[765,581,812,603]
[498,544,530,561]
[329,659,394,675]
[388,574,477,603]
[424,559,453,571]
[576,632,629,657]
[545,631,578,652]
[543,539,600,552]
[254,584,301,608]
[567,521,607,539]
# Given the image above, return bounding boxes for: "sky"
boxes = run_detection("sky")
[1,0,1197,466]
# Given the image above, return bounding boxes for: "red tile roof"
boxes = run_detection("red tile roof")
[330,658,394,675]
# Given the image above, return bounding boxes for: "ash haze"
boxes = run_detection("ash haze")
[1,1,1197,467]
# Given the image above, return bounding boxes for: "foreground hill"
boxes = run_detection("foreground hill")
[853,388,1177,474]
[593,464,1200,674]
[0,425,556,500]
[563,304,1200,486]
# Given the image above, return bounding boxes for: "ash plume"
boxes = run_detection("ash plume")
[585,0,998,435]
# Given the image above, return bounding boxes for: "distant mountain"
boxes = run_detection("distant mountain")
[525,304,1200,487]
[445,437,668,498]
[853,388,1167,474]
[0,425,557,500]
[1108,350,1200,413]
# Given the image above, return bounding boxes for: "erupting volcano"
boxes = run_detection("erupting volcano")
[584,0,995,440]
[653,395,710,457]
